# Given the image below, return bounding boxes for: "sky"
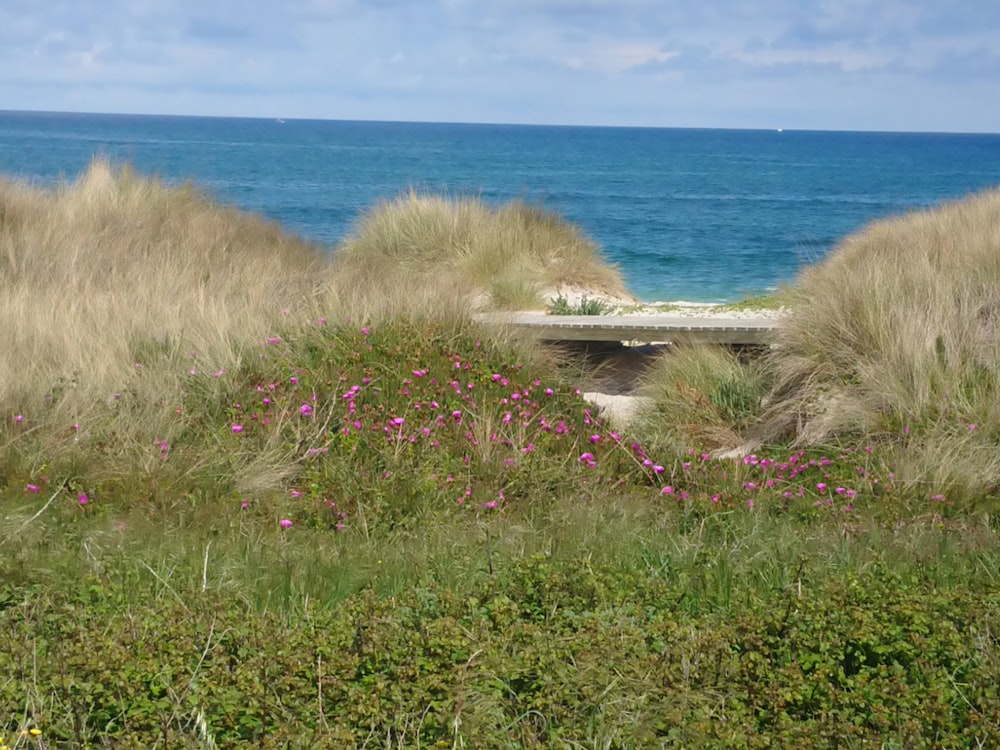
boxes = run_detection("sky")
[2,0,1000,132]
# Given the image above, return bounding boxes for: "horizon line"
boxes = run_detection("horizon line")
[2,107,997,138]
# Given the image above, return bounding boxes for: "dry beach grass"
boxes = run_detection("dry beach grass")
[0,159,329,427]
[632,186,1000,506]
[334,191,631,311]
[759,187,1000,503]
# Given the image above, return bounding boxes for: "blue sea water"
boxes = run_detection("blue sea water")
[2,110,1000,302]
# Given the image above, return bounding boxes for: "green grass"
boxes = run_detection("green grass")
[2,165,1000,747]
[635,344,771,452]
[546,293,615,315]
[707,288,791,311]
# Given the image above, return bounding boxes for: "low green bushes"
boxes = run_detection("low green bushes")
[3,569,997,748]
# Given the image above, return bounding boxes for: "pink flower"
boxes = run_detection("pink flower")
[280,518,293,528]
[14,414,23,423]
[579,452,595,463]
[589,434,601,444]
[660,486,675,495]
[26,483,39,493]
[231,424,243,433]
[816,482,827,491]
[299,404,313,416]
[78,493,89,505]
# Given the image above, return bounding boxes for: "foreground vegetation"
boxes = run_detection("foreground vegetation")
[1,163,999,747]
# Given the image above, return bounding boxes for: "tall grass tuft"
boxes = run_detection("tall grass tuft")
[757,187,1000,502]
[635,345,771,453]
[332,192,628,312]
[0,159,332,441]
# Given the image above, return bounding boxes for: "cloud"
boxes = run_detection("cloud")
[2,0,999,131]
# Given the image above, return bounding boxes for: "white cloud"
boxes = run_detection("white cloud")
[1,0,998,131]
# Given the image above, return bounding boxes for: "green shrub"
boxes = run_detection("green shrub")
[547,294,614,315]
[2,570,998,748]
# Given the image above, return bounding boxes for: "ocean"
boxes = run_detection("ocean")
[2,110,999,302]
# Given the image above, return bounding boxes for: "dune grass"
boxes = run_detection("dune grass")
[0,162,583,469]
[635,345,771,453]
[333,192,629,311]
[752,188,1000,505]
[635,189,1000,488]
[0,159,333,456]
[2,163,999,747]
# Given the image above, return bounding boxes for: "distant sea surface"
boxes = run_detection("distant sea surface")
[3,110,1000,302]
